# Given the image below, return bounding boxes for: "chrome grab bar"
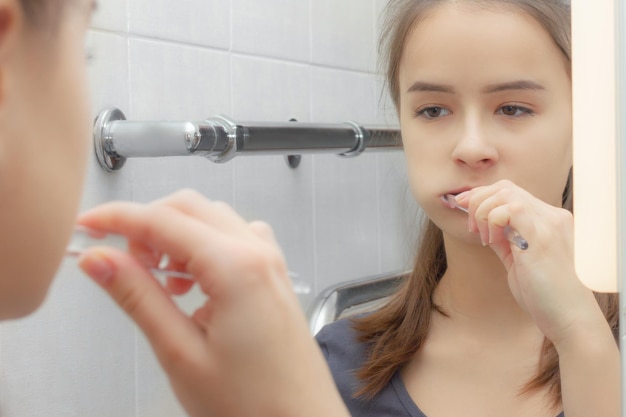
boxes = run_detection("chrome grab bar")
[93,107,402,171]
[307,270,409,335]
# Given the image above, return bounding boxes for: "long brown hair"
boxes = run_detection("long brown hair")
[353,0,619,406]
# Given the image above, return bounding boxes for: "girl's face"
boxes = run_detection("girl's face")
[398,4,572,244]
[0,1,94,318]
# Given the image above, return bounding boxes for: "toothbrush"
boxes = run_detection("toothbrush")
[66,226,311,294]
[443,194,529,250]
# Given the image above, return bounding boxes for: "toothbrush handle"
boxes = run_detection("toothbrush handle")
[504,225,529,250]
[147,268,310,294]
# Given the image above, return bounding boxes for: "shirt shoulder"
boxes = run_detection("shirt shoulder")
[315,317,424,417]
[315,317,367,368]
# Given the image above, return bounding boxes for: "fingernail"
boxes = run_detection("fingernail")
[480,230,488,246]
[78,252,114,286]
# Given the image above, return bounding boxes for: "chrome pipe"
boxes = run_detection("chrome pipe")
[93,107,402,171]
[307,270,409,336]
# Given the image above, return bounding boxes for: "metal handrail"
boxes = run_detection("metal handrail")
[93,107,402,171]
[307,270,409,335]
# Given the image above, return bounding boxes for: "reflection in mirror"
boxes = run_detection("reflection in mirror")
[314,1,620,417]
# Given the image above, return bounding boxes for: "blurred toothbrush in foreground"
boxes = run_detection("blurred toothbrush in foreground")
[66,226,311,294]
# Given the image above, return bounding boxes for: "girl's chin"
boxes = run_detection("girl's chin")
[441,230,483,247]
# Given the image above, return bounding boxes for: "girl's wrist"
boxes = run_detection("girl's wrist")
[550,304,617,357]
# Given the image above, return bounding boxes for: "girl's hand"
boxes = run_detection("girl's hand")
[455,180,607,348]
[76,189,349,417]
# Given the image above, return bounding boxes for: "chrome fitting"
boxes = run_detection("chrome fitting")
[339,121,368,158]
[93,107,127,172]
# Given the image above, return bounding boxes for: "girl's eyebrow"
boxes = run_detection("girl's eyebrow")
[406,79,546,95]
[406,81,455,94]
[481,80,545,94]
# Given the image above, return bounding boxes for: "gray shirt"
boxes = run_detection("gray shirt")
[316,317,565,417]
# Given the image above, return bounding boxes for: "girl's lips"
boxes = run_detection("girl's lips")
[442,187,472,197]
[440,188,473,209]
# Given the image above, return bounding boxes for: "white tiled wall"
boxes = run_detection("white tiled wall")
[232,0,310,61]
[0,1,417,416]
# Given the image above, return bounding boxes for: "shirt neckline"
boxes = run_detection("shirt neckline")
[390,371,564,417]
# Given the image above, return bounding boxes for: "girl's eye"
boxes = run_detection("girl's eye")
[415,106,451,119]
[497,105,534,118]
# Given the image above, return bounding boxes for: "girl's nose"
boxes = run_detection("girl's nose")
[450,123,499,169]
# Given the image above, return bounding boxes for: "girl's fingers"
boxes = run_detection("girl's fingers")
[166,276,196,295]
[77,199,289,302]
[127,239,161,269]
[248,221,279,244]
[162,257,196,295]
[153,191,282,246]
[191,300,213,330]
[78,202,222,272]
[150,189,250,237]
[467,188,504,245]
[486,204,513,245]
[465,182,533,246]
[78,202,227,299]
[78,247,206,373]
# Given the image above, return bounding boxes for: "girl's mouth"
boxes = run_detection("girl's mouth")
[440,187,472,203]
[440,194,468,212]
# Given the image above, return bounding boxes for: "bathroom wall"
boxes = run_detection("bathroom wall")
[0,1,417,416]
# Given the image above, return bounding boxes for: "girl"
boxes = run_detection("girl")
[0,1,347,416]
[316,1,619,416]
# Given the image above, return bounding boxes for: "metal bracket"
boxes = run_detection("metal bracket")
[285,118,302,168]
[93,107,127,172]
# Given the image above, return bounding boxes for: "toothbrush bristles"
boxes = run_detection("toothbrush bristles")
[444,194,468,213]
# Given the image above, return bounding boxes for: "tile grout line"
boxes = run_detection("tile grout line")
[125,3,140,415]
[308,0,319,294]
[229,0,237,209]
